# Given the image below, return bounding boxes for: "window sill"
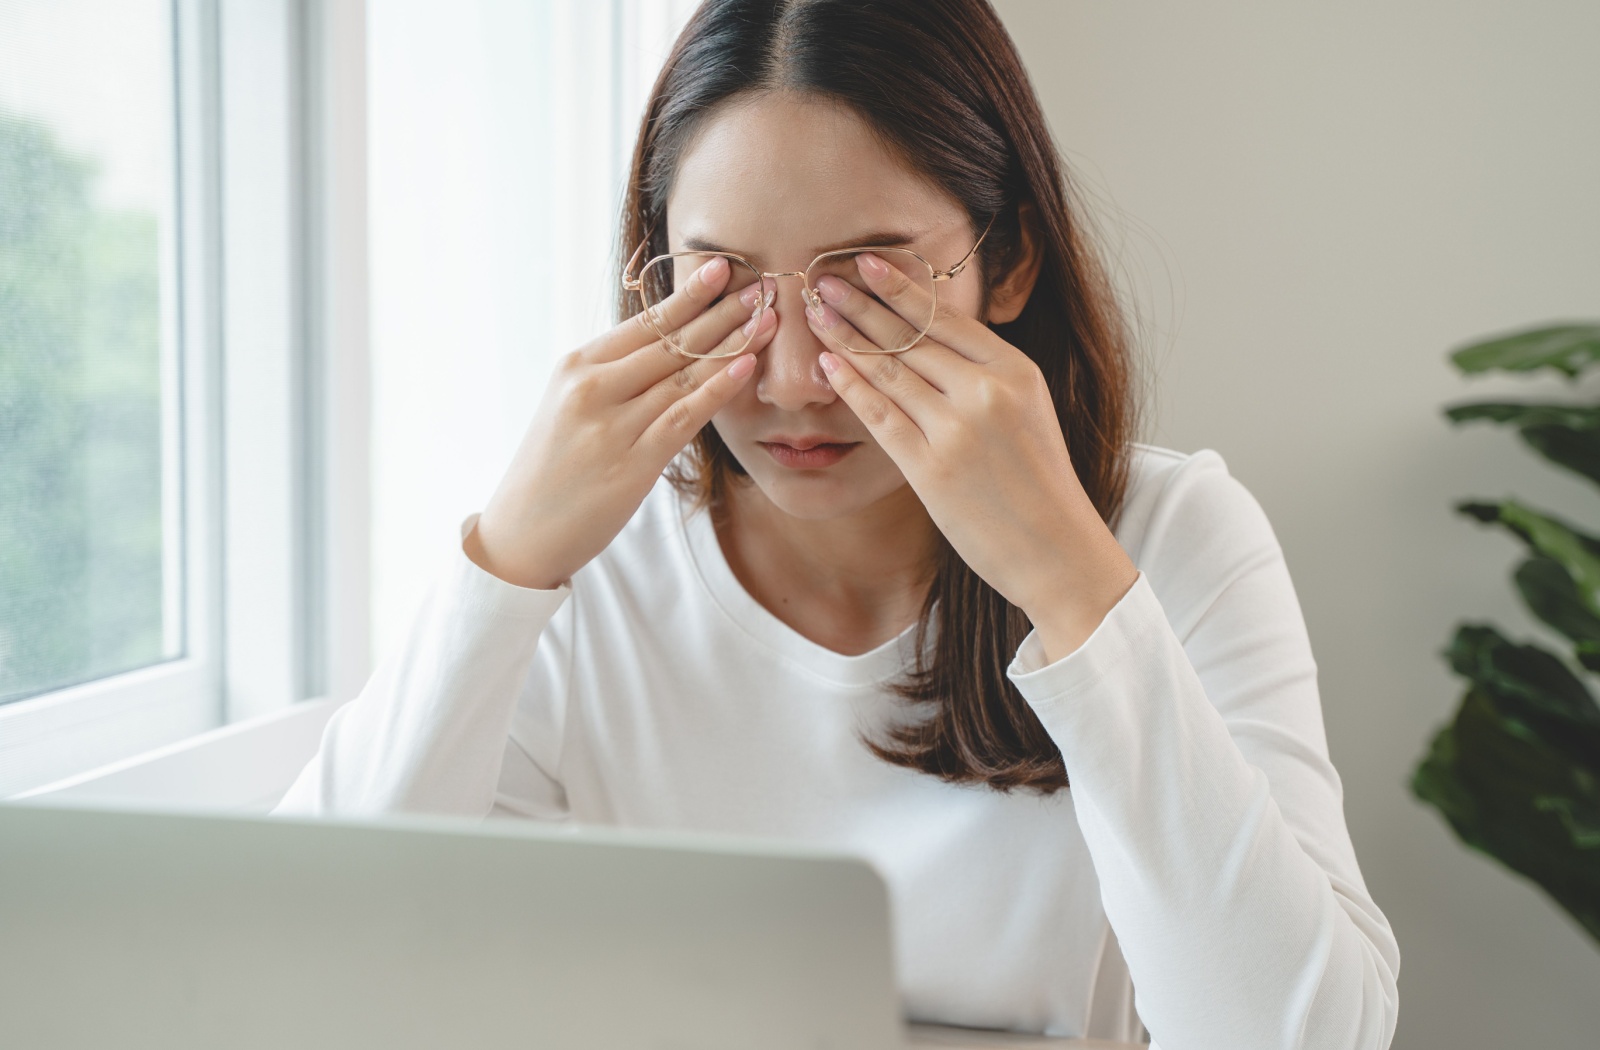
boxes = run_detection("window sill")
[11,698,336,813]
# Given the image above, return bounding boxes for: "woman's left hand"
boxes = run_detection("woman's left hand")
[807,254,1139,661]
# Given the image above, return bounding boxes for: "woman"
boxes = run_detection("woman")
[277,0,1400,1045]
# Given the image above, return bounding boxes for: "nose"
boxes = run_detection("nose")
[754,275,838,412]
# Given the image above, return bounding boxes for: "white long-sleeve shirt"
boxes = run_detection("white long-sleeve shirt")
[276,443,1400,1049]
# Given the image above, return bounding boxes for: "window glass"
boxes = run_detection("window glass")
[0,0,181,704]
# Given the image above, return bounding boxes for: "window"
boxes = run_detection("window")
[2,0,370,797]
[0,1,184,705]
[4,0,691,802]
[0,0,218,795]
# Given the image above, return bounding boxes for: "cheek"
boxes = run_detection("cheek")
[707,379,761,440]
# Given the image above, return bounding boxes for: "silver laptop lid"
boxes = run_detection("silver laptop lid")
[0,803,905,1050]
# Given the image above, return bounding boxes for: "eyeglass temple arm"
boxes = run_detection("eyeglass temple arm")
[622,234,654,290]
[932,212,999,282]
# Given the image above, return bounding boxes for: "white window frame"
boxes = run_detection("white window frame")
[217,0,370,725]
[2,0,370,799]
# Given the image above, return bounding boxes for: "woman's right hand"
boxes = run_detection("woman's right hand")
[464,256,775,590]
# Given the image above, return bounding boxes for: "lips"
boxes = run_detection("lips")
[758,438,859,469]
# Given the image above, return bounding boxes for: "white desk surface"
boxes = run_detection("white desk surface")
[908,1024,1139,1048]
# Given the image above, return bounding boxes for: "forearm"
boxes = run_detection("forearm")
[1010,573,1400,1049]
[1023,523,1140,666]
[275,516,569,817]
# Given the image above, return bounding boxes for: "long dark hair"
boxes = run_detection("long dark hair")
[617,0,1138,793]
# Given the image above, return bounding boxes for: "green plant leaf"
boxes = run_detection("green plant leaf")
[1446,404,1600,489]
[1515,556,1600,657]
[1458,500,1600,622]
[1536,794,1600,849]
[1522,424,1600,489]
[1433,320,1600,950]
[1450,323,1600,379]
[1443,623,1600,775]
[1412,688,1600,945]
[1446,624,1600,728]
[1446,402,1600,429]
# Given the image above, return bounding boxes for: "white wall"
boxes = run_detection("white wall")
[988,1,1600,1046]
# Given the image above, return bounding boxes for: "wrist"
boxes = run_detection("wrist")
[1020,538,1139,666]
[464,517,569,592]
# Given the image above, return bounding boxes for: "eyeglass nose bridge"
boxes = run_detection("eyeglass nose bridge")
[754,269,825,310]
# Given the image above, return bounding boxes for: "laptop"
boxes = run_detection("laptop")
[0,801,910,1050]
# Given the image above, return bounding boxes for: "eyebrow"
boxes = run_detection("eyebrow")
[679,230,918,261]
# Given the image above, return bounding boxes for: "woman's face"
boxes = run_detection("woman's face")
[666,90,986,523]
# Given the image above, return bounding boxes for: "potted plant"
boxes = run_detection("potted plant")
[1412,322,1600,948]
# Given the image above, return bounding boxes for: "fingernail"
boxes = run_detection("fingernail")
[739,281,763,307]
[858,253,889,279]
[810,302,841,330]
[818,352,839,375]
[727,354,757,379]
[697,256,729,282]
[743,307,774,336]
[816,276,849,305]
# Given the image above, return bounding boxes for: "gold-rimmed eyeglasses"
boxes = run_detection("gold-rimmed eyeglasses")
[622,214,996,359]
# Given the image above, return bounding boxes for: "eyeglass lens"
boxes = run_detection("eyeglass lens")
[804,250,936,354]
[640,253,765,358]
[638,248,937,357]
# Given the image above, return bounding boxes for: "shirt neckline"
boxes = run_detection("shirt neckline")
[672,487,923,689]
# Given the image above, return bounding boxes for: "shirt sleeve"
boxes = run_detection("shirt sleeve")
[273,512,574,820]
[1007,451,1400,1050]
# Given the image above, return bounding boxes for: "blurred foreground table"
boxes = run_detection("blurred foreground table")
[908,1024,1139,1048]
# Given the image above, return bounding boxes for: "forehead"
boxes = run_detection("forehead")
[665,90,964,259]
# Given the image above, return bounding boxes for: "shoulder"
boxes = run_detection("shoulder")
[1114,442,1287,635]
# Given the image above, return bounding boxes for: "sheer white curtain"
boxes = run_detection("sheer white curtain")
[368,0,698,657]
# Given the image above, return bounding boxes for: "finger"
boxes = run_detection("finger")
[850,252,1003,365]
[635,334,763,462]
[806,300,948,428]
[654,277,769,360]
[624,307,776,432]
[816,348,927,464]
[609,285,771,400]
[810,274,973,392]
[590,254,748,363]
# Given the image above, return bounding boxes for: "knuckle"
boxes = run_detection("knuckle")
[566,370,605,406]
[662,396,697,435]
[934,295,965,322]
[556,349,587,376]
[673,365,701,394]
[870,354,905,386]
[716,321,751,354]
[1014,355,1047,390]
[973,375,1010,411]
[681,274,711,308]
[630,309,656,336]
[861,397,895,430]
